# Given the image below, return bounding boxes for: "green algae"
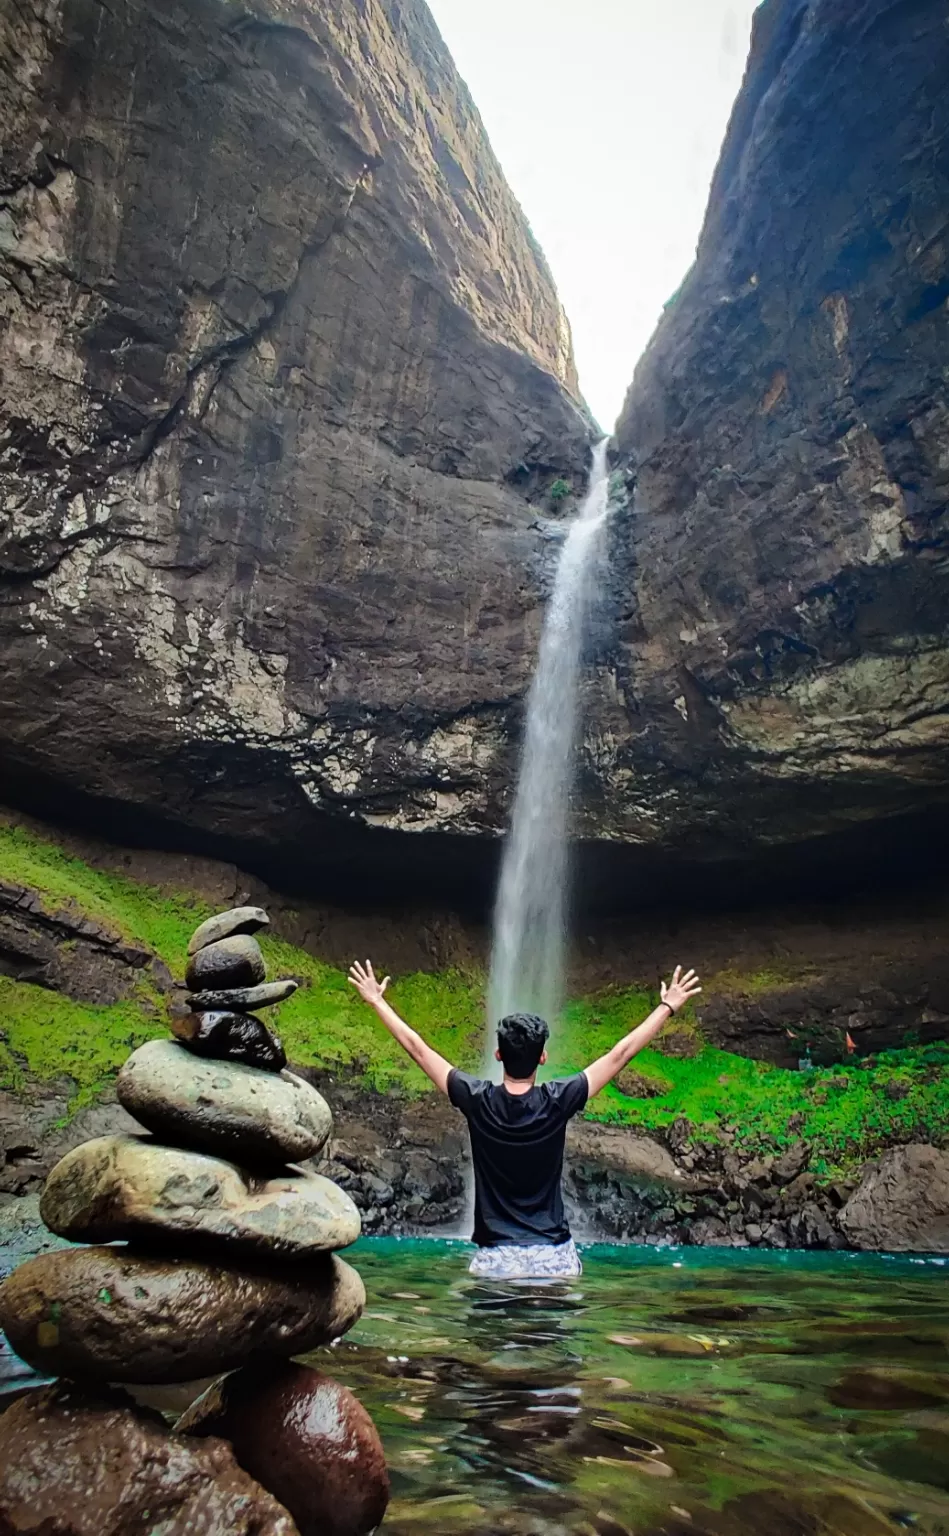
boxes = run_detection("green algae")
[0,819,945,1175]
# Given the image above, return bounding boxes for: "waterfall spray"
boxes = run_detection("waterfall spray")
[486,440,611,1069]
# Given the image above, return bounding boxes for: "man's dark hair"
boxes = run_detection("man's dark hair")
[496,1012,550,1080]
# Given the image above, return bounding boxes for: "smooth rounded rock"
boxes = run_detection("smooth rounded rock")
[41,1135,361,1257]
[0,1246,365,1383]
[0,1381,299,1535]
[186,979,298,1011]
[188,906,270,956]
[171,1009,287,1071]
[117,1040,331,1164]
[185,935,266,993]
[178,1363,389,1536]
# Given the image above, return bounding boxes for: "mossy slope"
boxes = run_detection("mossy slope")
[0,821,946,1175]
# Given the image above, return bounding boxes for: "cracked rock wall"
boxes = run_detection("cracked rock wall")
[598,0,949,857]
[0,0,592,867]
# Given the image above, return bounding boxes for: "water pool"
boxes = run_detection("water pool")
[310,1238,949,1536]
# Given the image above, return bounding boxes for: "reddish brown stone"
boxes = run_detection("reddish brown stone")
[178,1363,389,1536]
[0,1381,299,1534]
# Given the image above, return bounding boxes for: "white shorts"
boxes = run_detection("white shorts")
[468,1237,582,1279]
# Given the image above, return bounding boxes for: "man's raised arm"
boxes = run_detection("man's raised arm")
[583,966,702,1100]
[348,960,455,1094]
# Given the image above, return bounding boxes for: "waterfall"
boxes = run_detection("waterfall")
[486,439,611,1065]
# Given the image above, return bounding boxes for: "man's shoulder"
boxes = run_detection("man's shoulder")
[447,1067,488,1109]
[542,1072,589,1112]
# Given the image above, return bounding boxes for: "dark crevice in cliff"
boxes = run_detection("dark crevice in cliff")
[2,766,948,925]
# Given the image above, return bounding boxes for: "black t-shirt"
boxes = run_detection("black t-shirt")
[447,1069,589,1247]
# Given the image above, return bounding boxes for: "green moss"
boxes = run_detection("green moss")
[0,820,207,969]
[0,976,166,1109]
[707,964,815,995]
[0,819,946,1177]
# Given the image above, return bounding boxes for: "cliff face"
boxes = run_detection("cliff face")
[3,0,948,894]
[603,0,949,858]
[0,0,591,878]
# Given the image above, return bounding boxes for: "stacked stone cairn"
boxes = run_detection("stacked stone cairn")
[0,907,389,1536]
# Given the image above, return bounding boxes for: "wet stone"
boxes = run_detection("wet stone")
[185,934,267,993]
[171,1009,287,1071]
[178,1362,389,1536]
[187,906,270,956]
[186,979,299,1011]
[40,1135,361,1258]
[0,1381,299,1535]
[0,1245,365,1383]
[117,1040,331,1164]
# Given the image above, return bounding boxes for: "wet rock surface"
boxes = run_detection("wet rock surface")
[40,1136,361,1258]
[840,1144,949,1252]
[117,1041,332,1164]
[170,1010,287,1071]
[184,935,267,994]
[0,1381,299,1535]
[178,1363,390,1536]
[0,1245,365,1383]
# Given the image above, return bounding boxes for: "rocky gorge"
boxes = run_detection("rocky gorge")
[0,0,947,1270]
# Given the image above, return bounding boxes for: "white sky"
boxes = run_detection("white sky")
[426,0,760,429]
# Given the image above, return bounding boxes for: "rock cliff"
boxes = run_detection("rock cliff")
[604,0,949,862]
[0,0,591,893]
[2,0,948,899]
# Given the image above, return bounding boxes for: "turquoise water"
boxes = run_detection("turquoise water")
[308,1239,949,1536]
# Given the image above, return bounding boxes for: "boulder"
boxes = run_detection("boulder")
[839,1145,949,1253]
[188,908,270,956]
[117,1041,331,1164]
[0,1245,364,1383]
[170,1009,287,1071]
[40,1136,361,1257]
[614,1068,671,1099]
[178,1364,389,1536]
[185,935,267,993]
[0,1381,299,1535]
[185,980,299,1012]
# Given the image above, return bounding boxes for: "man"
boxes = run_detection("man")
[347,960,701,1279]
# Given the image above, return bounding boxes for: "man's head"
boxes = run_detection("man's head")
[495,1012,550,1080]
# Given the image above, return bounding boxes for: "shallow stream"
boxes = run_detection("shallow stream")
[316,1239,948,1536]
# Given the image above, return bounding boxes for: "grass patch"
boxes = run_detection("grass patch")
[547,988,949,1174]
[0,819,946,1175]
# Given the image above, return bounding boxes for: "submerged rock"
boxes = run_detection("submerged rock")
[187,907,270,956]
[117,1041,331,1164]
[186,980,299,1012]
[40,1136,361,1257]
[178,1363,389,1536]
[840,1144,949,1253]
[0,1381,300,1535]
[170,1009,287,1071]
[184,935,267,993]
[0,1245,364,1383]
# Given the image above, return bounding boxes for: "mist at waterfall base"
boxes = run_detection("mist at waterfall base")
[485,442,611,1075]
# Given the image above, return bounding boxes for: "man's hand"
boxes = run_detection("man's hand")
[347,958,454,1095]
[583,962,701,1099]
[348,959,391,1007]
[661,965,702,1013]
